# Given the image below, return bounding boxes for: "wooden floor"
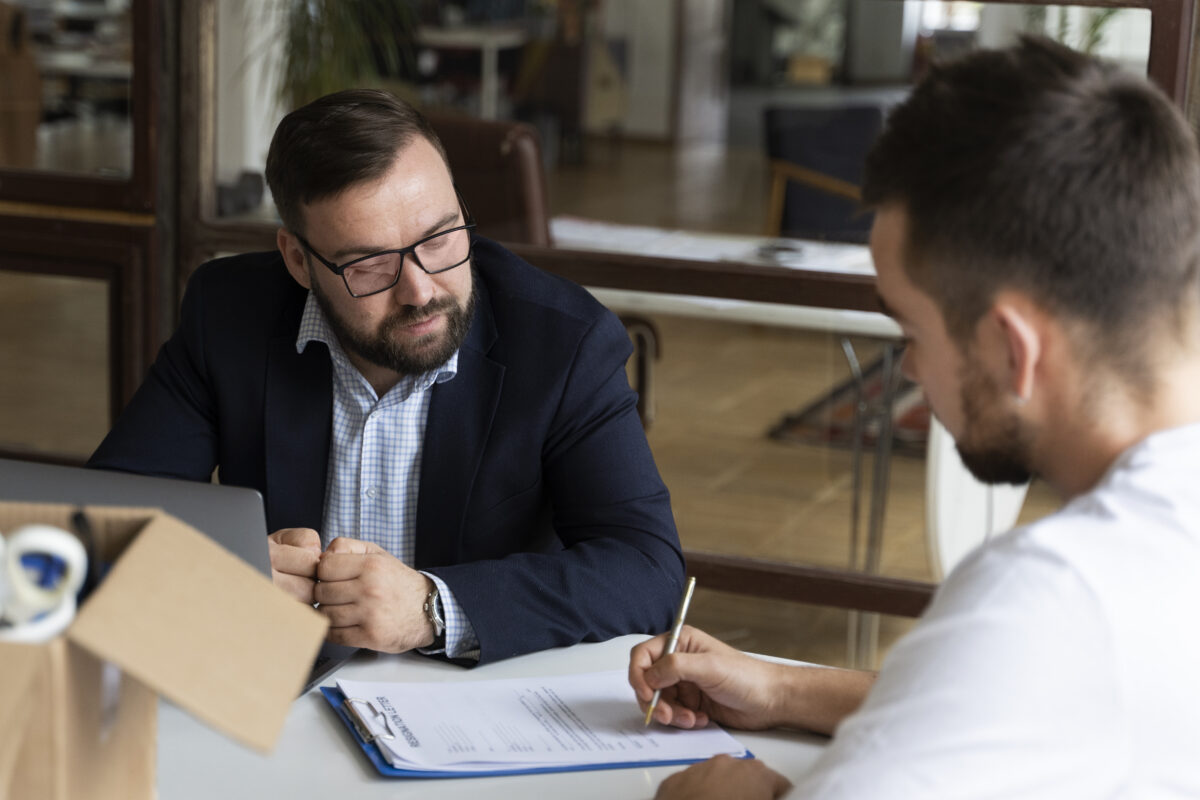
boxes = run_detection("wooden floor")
[0,137,1061,669]
[628,315,1058,667]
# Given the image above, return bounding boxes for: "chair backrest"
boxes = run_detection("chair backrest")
[425,112,552,246]
[763,104,885,243]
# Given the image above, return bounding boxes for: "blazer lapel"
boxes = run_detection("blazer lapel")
[264,336,333,531]
[415,282,502,568]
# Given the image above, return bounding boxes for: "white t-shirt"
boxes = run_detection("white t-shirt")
[795,424,1200,798]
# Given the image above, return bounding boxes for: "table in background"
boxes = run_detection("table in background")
[554,219,1024,659]
[417,25,529,120]
[554,218,913,666]
[551,215,894,339]
[157,635,826,799]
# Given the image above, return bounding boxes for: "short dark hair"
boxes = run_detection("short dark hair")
[863,36,1200,376]
[265,89,450,236]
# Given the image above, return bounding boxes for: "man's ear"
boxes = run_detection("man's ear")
[277,228,312,289]
[991,298,1042,403]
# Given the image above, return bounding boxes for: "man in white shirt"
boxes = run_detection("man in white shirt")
[630,36,1200,798]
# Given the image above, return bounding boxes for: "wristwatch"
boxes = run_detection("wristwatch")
[423,587,446,645]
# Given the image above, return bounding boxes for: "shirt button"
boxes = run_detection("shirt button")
[365,487,379,499]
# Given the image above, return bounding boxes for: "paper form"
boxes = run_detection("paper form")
[336,669,748,773]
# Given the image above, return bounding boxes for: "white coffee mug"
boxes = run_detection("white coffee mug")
[0,524,88,643]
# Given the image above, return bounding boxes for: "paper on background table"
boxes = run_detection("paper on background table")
[335,669,747,773]
[550,216,875,275]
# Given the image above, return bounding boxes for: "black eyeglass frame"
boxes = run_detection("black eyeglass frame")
[295,194,476,299]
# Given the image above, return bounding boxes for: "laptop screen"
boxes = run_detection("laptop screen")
[0,458,272,575]
[0,458,358,690]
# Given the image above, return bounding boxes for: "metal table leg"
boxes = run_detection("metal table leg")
[840,337,868,667]
[840,338,904,669]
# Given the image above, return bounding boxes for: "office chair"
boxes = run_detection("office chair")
[425,112,552,246]
[763,104,885,243]
[425,110,666,428]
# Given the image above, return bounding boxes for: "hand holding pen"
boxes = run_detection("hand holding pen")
[644,577,697,725]
[630,589,793,732]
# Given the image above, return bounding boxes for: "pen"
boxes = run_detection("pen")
[644,576,697,726]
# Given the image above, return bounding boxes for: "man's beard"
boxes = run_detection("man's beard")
[955,359,1035,486]
[313,274,476,376]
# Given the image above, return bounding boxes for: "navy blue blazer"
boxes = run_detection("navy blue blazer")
[89,238,685,663]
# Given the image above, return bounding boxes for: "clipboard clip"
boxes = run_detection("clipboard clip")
[342,696,395,744]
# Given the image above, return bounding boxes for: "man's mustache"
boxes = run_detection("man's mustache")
[388,296,458,326]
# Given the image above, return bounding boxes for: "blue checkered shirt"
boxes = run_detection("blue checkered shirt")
[296,293,480,660]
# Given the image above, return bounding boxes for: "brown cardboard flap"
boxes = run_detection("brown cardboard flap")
[67,512,328,752]
[0,503,149,561]
[0,644,44,797]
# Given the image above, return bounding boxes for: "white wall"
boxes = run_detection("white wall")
[846,0,920,83]
[607,0,676,139]
[978,6,1151,74]
[1096,8,1152,71]
[214,0,282,184]
[975,4,1028,49]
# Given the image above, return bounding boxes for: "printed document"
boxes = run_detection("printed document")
[335,669,748,773]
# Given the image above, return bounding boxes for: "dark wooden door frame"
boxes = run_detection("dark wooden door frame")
[0,0,161,211]
[0,0,172,464]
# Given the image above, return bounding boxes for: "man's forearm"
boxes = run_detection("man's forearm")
[430,531,683,664]
[774,664,876,736]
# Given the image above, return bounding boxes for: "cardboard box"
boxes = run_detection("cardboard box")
[0,503,328,800]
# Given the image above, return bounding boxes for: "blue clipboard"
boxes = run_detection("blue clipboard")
[320,685,754,779]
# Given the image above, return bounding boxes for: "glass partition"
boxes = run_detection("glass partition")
[208,0,1152,245]
[0,270,109,459]
[193,0,1162,664]
[690,589,920,669]
[638,315,1058,663]
[4,0,133,176]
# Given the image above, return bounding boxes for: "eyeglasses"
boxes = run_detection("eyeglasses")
[296,201,476,298]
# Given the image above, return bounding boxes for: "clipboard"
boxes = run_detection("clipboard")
[320,685,754,779]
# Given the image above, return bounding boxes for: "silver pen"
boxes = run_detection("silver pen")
[644,576,697,726]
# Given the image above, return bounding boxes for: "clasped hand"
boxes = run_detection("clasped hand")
[267,528,436,653]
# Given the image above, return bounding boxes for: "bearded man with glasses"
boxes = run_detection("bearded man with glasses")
[89,90,684,665]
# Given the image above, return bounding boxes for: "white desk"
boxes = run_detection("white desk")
[587,287,899,339]
[552,215,900,340]
[417,25,529,120]
[157,635,827,799]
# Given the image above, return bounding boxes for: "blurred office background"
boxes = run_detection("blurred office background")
[0,0,1183,666]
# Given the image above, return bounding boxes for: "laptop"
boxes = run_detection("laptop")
[0,458,356,691]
